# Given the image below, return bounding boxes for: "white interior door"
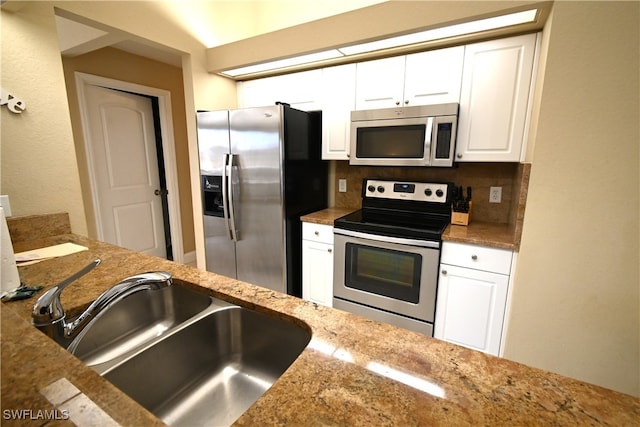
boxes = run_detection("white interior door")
[83,85,167,258]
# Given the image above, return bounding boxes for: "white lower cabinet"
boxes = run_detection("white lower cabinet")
[302,223,334,307]
[434,242,513,356]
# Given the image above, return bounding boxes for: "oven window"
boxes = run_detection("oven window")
[356,125,426,158]
[345,243,421,303]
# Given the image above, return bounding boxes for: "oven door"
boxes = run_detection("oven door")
[333,229,440,323]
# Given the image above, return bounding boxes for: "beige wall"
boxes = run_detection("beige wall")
[504,1,639,396]
[1,2,87,235]
[62,47,195,253]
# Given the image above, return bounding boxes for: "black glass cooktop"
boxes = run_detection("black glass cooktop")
[334,208,449,241]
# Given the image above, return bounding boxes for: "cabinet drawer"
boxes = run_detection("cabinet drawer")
[302,222,333,244]
[441,242,513,275]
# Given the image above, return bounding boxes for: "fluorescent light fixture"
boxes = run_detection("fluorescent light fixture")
[338,9,538,55]
[219,8,538,78]
[222,49,343,77]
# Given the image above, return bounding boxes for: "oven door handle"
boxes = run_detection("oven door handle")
[333,228,441,249]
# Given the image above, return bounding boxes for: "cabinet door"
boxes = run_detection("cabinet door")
[355,56,406,110]
[434,264,509,355]
[302,239,334,307]
[276,69,323,111]
[237,70,322,111]
[237,76,282,108]
[321,64,356,160]
[456,34,537,162]
[404,46,464,106]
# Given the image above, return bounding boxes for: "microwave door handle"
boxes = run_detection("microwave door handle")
[424,117,433,165]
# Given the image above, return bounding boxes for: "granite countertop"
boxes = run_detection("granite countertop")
[442,222,519,251]
[300,207,355,226]
[302,208,520,250]
[2,233,639,425]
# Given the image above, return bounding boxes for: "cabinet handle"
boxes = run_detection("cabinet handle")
[314,231,320,236]
[395,101,400,106]
[441,270,447,275]
[471,255,478,261]
[328,249,332,253]
[457,153,463,159]
[404,100,409,105]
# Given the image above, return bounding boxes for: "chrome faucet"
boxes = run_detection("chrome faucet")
[32,259,172,349]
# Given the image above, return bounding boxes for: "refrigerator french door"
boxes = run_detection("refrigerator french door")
[197,104,326,296]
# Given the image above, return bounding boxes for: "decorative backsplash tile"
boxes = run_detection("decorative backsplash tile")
[333,162,530,226]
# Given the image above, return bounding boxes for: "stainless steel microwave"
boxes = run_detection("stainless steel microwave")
[350,103,458,167]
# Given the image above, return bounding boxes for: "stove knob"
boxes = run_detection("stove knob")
[367,185,376,193]
[424,188,433,196]
[436,189,444,197]
[377,186,385,193]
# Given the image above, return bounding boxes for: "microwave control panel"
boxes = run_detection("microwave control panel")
[364,179,449,204]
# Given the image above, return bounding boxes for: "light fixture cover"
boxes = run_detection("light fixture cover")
[219,9,538,78]
[338,9,538,55]
[222,49,344,77]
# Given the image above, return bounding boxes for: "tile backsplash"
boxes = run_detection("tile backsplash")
[333,162,530,226]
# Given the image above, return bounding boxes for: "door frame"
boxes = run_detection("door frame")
[75,72,184,263]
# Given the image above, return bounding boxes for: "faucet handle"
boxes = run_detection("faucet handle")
[32,259,101,325]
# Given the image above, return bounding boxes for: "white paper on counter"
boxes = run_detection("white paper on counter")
[15,242,88,266]
[1,207,21,293]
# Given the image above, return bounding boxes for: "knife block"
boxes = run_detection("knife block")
[451,201,472,226]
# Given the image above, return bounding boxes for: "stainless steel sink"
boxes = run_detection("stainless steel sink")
[102,306,311,426]
[68,285,213,369]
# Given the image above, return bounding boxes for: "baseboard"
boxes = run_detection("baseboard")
[182,251,197,267]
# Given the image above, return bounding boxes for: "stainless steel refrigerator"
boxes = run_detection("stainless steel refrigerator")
[197,104,327,297]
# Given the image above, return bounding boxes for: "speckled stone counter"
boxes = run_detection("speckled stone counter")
[442,222,519,251]
[300,207,355,226]
[2,231,639,425]
[302,207,520,251]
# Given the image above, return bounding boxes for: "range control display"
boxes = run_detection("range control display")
[364,179,450,203]
[394,183,416,193]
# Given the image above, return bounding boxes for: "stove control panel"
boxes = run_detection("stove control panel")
[364,179,449,203]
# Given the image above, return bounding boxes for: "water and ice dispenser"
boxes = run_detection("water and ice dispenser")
[202,175,224,217]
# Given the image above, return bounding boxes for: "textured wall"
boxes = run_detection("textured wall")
[1,3,87,235]
[505,1,639,396]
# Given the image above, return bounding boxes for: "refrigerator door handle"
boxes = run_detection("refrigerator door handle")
[227,153,240,241]
[221,153,233,241]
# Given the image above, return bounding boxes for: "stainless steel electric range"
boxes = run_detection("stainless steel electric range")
[333,178,453,336]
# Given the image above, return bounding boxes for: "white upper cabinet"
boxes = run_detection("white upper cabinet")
[355,56,406,110]
[320,64,356,160]
[404,47,464,106]
[238,69,322,111]
[355,46,464,110]
[456,34,537,162]
[237,75,280,108]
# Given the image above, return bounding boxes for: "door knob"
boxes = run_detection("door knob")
[154,189,161,196]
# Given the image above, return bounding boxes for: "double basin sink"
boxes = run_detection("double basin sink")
[64,283,310,426]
